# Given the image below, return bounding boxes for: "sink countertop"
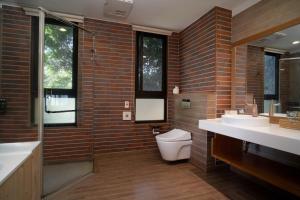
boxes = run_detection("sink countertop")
[199,119,300,156]
[260,113,287,117]
[0,141,40,185]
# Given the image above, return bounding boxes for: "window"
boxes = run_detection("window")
[264,52,279,100]
[135,32,167,122]
[31,17,78,126]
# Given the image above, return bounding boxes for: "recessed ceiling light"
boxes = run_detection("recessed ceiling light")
[292,40,300,45]
[59,28,67,32]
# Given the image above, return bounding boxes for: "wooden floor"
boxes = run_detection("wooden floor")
[47,150,298,200]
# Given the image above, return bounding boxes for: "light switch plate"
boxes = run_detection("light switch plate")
[124,101,130,108]
[123,111,131,120]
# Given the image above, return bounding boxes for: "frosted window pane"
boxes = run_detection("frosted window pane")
[135,99,164,121]
[34,97,75,124]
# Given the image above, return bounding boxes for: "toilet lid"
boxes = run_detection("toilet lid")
[156,129,191,142]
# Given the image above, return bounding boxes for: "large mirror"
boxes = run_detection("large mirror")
[235,24,300,115]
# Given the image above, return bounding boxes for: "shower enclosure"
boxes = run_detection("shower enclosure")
[0,4,96,198]
[279,55,300,114]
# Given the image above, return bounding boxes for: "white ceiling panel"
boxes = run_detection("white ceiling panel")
[2,0,260,31]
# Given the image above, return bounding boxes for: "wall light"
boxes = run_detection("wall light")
[292,40,300,45]
[59,27,67,32]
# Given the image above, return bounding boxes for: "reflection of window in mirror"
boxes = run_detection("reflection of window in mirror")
[264,52,279,100]
[238,24,300,114]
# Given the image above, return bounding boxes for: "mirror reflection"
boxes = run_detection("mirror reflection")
[239,24,300,115]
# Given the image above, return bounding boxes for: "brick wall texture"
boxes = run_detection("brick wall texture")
[233,45,247,109]
[179,7,232,116]
[177,7,232,170]
[0,5,232,166]
[247,45,264,112]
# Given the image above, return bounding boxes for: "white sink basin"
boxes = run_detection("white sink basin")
[221,115,269,127]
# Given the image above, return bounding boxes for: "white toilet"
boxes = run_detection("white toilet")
[155,129,192,161]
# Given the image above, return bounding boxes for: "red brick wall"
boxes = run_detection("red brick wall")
[179,8,217,93]
[177,7,232,170]
[0,6,179,162]
[215,8,232,116]
[83,19,179,154]
[0,6,36,141]
[0,6,94,162]
[179,7,232,116]
[233,45,247,109]
[0,6,232,165]
[247,45,264,112]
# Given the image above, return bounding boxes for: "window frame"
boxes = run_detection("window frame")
[135,31,167,123]
[264,52,280,100]
[31,17,78,127]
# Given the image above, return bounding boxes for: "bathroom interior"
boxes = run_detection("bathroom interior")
[0,0,300,200]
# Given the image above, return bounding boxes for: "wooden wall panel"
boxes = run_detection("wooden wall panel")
[232,0,300,44]
[174,92,216,171]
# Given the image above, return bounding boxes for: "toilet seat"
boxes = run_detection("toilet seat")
[156,129,191,142]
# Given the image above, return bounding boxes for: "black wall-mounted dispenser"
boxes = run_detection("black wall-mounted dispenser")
[0,98,7,114]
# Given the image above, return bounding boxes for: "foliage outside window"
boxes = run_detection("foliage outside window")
[44,23,74,89]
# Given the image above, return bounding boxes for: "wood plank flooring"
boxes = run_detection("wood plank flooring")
[46,150,298,200]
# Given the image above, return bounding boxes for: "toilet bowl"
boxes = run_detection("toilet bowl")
[156,129,192,161]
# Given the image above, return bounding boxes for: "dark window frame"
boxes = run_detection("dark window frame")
[264,52,280,100]
[31,17,78,127]
[135,32,167,123]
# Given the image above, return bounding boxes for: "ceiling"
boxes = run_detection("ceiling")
[251,24,300,54]
[3,0,260,32]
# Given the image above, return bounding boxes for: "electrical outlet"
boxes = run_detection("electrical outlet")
[123,111,131,120]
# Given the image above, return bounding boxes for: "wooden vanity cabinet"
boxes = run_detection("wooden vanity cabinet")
[212,134,300,197]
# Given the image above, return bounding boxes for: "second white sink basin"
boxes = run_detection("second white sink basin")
[221,115,269,127]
